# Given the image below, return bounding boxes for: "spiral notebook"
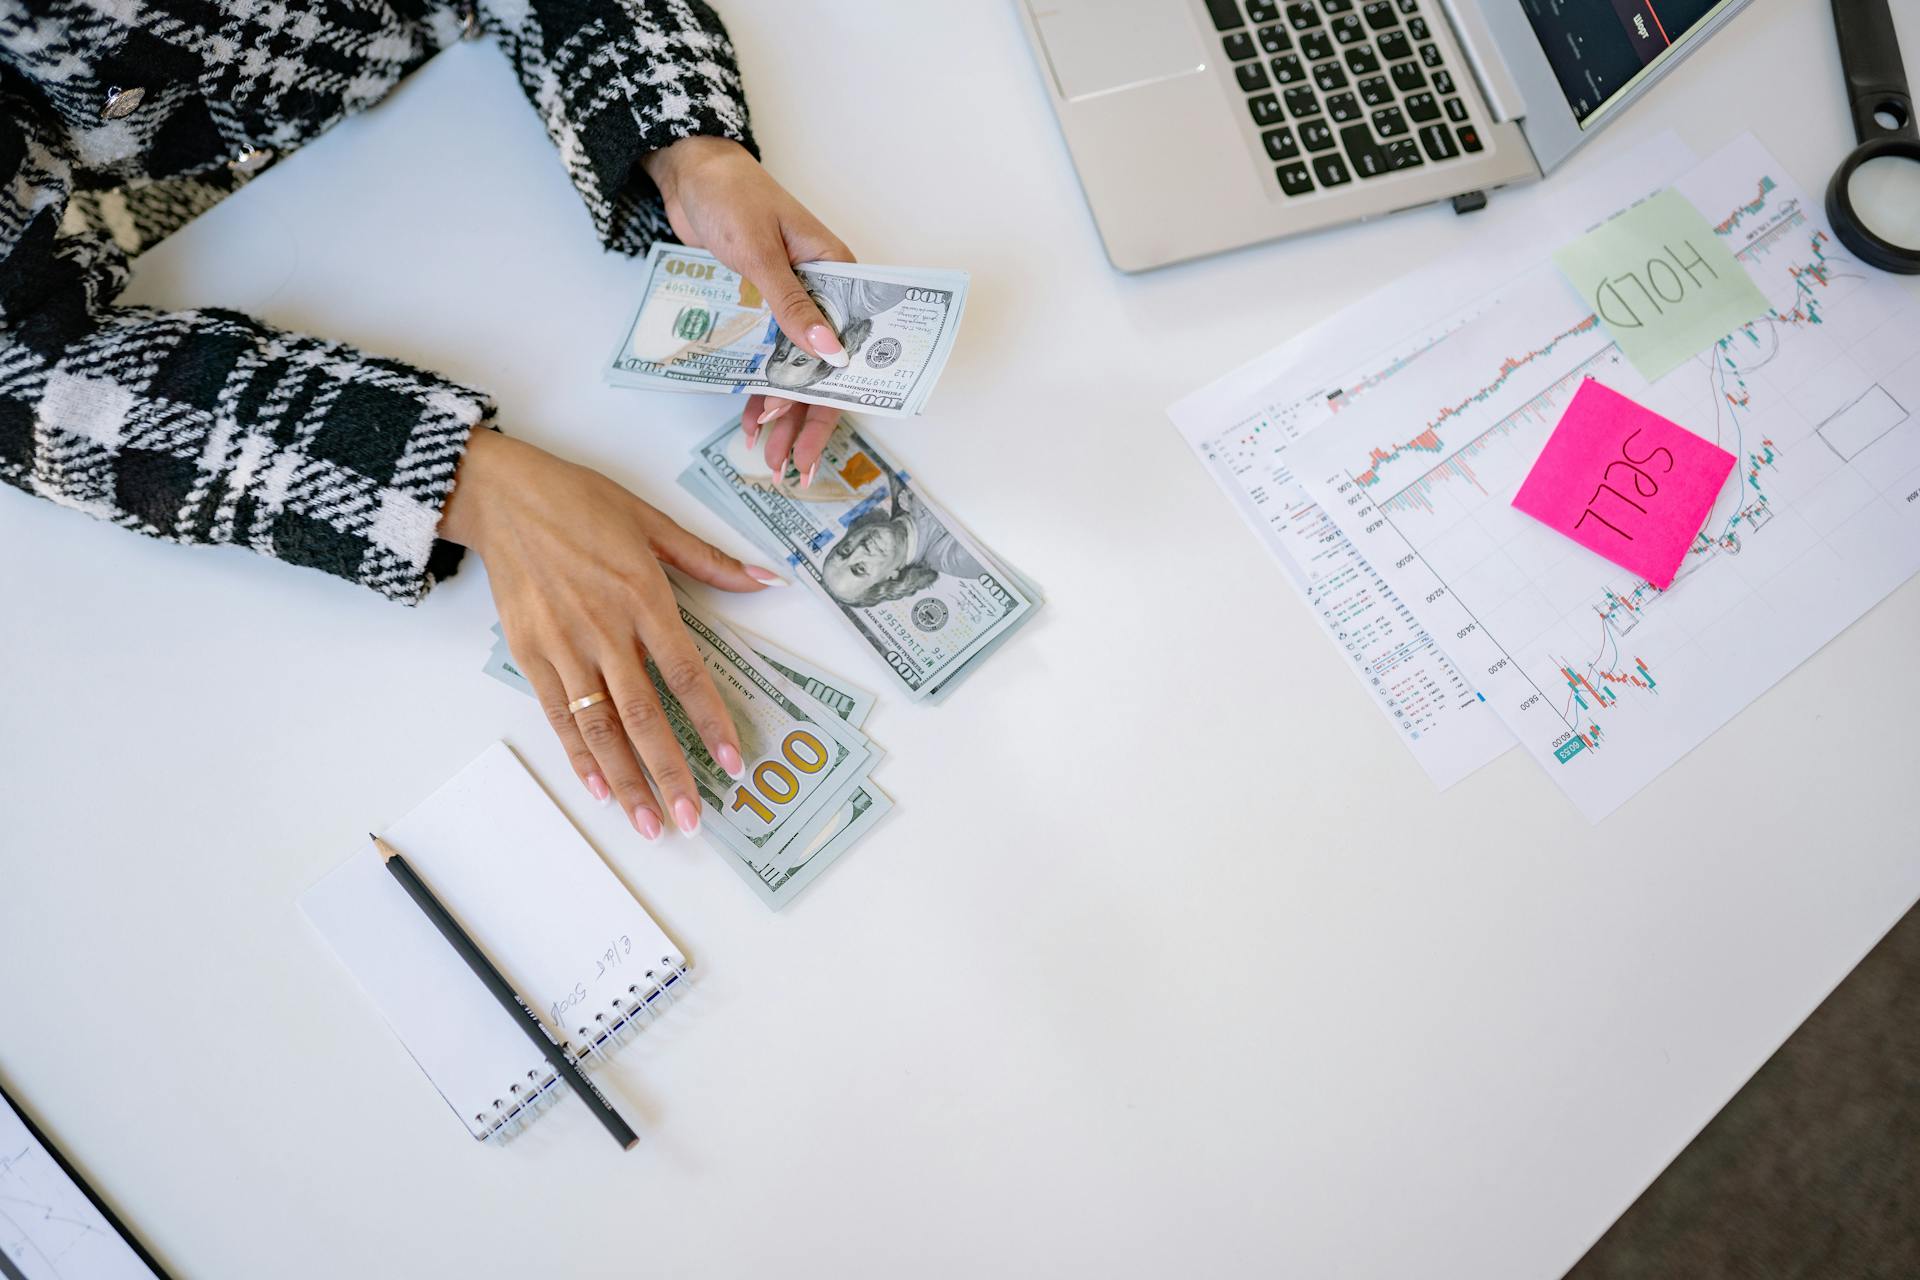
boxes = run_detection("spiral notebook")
[301,743,687,1142]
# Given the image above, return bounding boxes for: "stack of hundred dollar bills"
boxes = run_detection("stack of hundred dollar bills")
[480,247,1032,906]
[605,245,969,417]
[678,417,1042,702]
[483,590,890,910]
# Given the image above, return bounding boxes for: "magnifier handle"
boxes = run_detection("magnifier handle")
[1831,0,1917,142]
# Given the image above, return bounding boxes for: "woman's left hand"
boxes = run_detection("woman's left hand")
[643,136,853,486]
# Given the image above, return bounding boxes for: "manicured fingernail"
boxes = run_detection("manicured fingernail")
[744,421,760,447]
[714,742,745,778]
[631,805,663,840]
[585,773,611,805]
[807,324,849,368]
[802,461,818,488]
[746,565,789,587]
[758,401,794,425]
[673,797,701,836]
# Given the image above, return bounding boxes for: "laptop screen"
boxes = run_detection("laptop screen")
[1520,0,1742,126]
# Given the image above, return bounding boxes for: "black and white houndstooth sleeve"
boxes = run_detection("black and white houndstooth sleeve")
[0,80,493,605]
[1,0,757,602]
[488,0,759,254]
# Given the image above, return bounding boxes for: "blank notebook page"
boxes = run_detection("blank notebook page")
[300,742,685,1139]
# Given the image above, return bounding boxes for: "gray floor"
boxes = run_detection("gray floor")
[1565,898,1919,1279]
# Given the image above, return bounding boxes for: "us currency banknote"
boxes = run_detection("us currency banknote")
[732,625,877,727]
[682,418,1040,701]
[605,245,969,417]
[677,463,1033,702]
[481,607,890,908]
[721,625,892,907]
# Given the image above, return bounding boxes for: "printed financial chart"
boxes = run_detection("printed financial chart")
[1167,135,1695,793]
[1173,311,1515,790]
[1,1089,160,1280]
[1291,135,1920,819]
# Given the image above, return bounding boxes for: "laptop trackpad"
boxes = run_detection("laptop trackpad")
[1027,0,1208,102]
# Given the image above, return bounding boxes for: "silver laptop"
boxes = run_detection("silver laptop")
[1019,0,1752,271]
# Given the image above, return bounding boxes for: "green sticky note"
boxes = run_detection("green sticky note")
[1552,187,1769,382]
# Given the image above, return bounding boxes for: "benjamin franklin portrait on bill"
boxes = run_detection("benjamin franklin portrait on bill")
[764,276,912,391]
[820,481,986,607]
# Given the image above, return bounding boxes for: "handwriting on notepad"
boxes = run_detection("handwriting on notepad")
[594,934,632,979]
[550,983,588,1025]
[546,935,633,1026]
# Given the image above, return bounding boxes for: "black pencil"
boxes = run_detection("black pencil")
[372,833,638,1150]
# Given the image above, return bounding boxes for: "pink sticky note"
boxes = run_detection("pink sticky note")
[1512,380,1735,590]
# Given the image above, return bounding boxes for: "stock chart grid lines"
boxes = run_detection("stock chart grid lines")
[1288,134,1920,818]
[1335,172,1866,757]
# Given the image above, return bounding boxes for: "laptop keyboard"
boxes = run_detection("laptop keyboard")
[1205,0,1483,197]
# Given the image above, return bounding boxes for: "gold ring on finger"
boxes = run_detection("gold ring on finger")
[567,691,610,714]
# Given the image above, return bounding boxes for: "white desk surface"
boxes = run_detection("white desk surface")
[3,2,1917,1276]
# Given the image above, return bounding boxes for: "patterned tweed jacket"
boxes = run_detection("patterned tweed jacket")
[0,0,754,602]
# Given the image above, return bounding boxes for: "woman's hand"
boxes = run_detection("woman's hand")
[440,430,786,840]
[642,136,852,485]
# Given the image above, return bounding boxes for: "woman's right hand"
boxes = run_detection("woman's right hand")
[439,430,786,840]
[640,136,855,484]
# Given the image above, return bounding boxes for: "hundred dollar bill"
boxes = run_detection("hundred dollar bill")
[685,417,1040,700]
[731,625,877,728]
[767,782,892,907]
[723,626,892,907]
[676,460,785,565]
[486,619,876,733]
[606,245,969,418]
[482,624,526,691]
[481,609,888,908]
[678,470,1037,706]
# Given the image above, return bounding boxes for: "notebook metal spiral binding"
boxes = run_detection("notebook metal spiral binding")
[472,956,691,1143]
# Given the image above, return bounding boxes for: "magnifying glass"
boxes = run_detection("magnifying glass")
[1828,0,1920,272]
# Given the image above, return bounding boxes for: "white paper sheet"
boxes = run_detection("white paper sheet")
[1168,133,1697,789]
[1289,135,1920,819]
[301,743,685,1139]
